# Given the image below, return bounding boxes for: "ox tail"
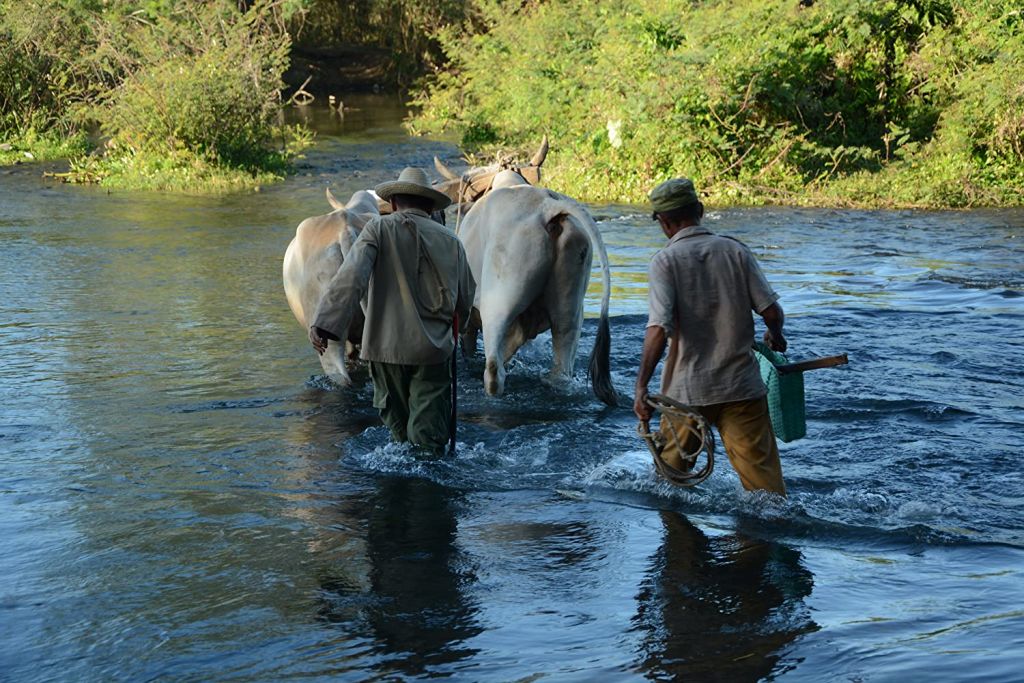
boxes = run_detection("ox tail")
[578,210,617,407]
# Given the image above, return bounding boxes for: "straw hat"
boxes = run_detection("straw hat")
[374,167,452,211]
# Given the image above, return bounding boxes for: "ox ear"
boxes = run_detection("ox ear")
[518,166,541,186]
[326,186,345,210]
[434,156,460,181]
[530,135,549,167]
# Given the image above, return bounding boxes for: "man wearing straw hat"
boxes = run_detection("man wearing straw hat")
[633,178,788,495]
[309,167,476,456]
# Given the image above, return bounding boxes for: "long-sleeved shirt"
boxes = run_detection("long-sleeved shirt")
[646,225,779,406]
[311,208,476,365]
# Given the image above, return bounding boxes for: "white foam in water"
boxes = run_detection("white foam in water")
[579,448,654,487]
[815,487,892,515]
[351,439,427,476]
[896,499,946,522]
[455,439,537,468]
[569,447,802,519]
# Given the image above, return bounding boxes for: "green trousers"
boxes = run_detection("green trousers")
[368,359,452,453]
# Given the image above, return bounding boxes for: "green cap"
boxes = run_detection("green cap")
[649,177,700,213]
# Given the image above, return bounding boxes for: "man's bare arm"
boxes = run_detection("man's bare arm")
[760,302,787,352]
[634,325,668,421]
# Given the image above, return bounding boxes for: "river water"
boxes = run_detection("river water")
[2,96,1023,681]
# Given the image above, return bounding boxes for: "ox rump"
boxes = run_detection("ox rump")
[283,188,380,385]
[458,181,617,406]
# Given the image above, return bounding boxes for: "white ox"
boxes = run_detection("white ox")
[458,171,617,406]
[283,188,380,384]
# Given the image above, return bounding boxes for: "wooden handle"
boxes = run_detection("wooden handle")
[776,353,849,374]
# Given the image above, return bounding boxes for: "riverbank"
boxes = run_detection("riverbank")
[409,0,1024,209]
[4,0,1022,205]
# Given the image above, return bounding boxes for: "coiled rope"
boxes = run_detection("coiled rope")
[637,393,715,487]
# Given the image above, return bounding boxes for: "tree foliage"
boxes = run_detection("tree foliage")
[410,0,1024,207]
[0,0,310,190]
[288,0,478,86]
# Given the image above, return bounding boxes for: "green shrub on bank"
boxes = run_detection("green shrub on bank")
[0,129,88,165]
[71,1,312,191]
[0,0,310,192]
[410,0,1024,208]
[0,0,96,141]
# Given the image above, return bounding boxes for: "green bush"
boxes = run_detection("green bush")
[410,0,1024,208]
[0,0,96,138]
[0,0,311,191]
[97,2,293,169]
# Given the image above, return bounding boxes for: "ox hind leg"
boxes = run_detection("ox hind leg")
[460,307,482,358]
[480,230,553,396]
[543,217,592,390]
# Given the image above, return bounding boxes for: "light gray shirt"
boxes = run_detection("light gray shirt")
[312,208,476,365]
[647,226,779,405]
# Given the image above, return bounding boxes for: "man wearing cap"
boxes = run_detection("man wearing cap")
[633,178,789,495]
[308,167,476,455]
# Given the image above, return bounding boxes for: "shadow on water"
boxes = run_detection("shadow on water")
[315,477,482,678]
[632,512,817,681]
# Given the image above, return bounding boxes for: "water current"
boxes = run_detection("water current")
[2,96,1023,681]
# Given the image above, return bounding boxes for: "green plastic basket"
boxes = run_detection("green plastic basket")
[753,342,806,443]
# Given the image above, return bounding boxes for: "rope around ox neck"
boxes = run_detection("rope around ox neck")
[637,393,715,487]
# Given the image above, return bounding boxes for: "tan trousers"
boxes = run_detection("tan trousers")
[659,396,786,495]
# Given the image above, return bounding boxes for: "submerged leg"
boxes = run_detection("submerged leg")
[369,361,412,443]
[715,398,786,495]
[320,341,351,386]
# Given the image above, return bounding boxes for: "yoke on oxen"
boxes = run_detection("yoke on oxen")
[432,136,549,206]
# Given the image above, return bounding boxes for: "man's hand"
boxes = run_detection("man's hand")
[763,328,787,353]
[634,388,653,422]
[760,302,787,352]
[309,326,329,355]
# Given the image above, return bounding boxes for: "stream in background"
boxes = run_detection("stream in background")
[2,95,1023,681]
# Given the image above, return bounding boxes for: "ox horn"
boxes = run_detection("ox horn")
[434,156,460,181]
[530,135,549,167]
[326,186,344,210]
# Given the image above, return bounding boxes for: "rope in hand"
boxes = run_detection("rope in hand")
[637,393,715,487]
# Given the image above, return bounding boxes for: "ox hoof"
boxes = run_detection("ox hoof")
[484,359,504,396]
[541,371,574,392]
[322,362,351,387]
[326,373,351,388]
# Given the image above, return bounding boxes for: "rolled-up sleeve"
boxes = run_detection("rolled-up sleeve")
[744,248,779,314]
[646,252,675,334]
[311,222,379,339]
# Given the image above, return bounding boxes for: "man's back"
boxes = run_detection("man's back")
[647,226,778,406]
[314,208,474,366]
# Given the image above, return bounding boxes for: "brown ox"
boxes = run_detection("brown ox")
[283,188,380,384]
